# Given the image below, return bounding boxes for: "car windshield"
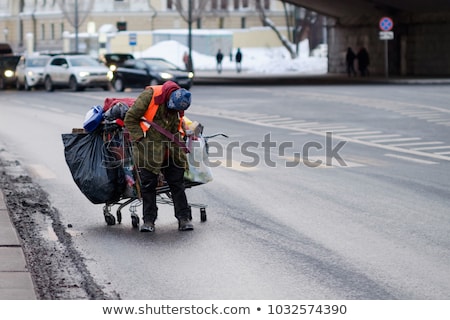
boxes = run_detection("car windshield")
[26,57,49,67]
[0,56,20,69]
[144,59,179,71]
[70,57,101,67]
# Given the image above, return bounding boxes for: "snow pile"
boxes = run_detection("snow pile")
[136,40,327,74]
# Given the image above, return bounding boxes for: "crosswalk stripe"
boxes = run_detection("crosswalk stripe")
[371,137,421,143]
[412,146,450,151]
[352,134,401,140]
[389,141,443,147]
[384,154,438,165]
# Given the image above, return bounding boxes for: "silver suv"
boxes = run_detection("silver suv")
[43,55,113,92]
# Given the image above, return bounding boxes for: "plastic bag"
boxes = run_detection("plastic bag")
[184,135,213,184]
[62,132,124,204]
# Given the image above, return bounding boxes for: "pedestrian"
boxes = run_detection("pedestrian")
[345,47,357,77]
[124,81,194,232]
[356,47,370,77]
[183,51,189,70]
[235,48,242,73]
[216,49,224,74]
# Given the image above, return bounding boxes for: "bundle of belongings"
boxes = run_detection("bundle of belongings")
[61,98,137,204]
[61,96,212,205]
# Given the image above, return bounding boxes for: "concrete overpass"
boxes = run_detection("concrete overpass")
[286,0,450,76]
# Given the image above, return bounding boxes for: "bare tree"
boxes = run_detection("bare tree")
[173,0,209,72]
[255,0,297,58]
[57,0,94,51]
[174,0,209,23]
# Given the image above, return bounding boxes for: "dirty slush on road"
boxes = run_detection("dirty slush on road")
[0,157,119,300]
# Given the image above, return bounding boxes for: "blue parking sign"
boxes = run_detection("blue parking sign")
[129,33,137,46]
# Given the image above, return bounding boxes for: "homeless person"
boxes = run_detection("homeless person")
[124,81,193,232]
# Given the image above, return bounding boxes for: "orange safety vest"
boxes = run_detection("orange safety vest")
[140,85,163,133]
[140,85,184,135]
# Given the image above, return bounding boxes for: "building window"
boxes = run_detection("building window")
[241,17,246,29]
[211,0,218,10]
[51,23,55,40]
[221,0,228,10]
[41,24,45,40]
[60,23,64,39]
[167,0,173,9]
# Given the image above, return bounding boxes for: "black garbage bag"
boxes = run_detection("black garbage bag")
[62,131,125,204]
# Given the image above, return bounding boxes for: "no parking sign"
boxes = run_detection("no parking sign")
[379,17,394,31]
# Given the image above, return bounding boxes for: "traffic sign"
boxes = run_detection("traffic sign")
[129,33,137,46]
[379,31,394,40]
[379,17,394,31]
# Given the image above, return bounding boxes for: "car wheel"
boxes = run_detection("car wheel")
[0,78,5,90]
[113,78,124,92]
[24,78,31,91]
[44,76,54,92]
[16,78,23,90]
[69,76,80,92]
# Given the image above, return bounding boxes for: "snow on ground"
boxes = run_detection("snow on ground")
[134,40,327,74]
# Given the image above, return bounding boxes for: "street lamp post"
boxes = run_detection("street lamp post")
[187,0,193,72]
[75,0,79,52]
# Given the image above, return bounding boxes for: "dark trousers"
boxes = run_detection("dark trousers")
[139,159,191,223]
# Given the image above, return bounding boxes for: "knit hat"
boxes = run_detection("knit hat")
[167,88,191,110]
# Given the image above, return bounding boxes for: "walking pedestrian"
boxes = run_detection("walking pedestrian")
[235,48,242,73]
[216,49,224,74]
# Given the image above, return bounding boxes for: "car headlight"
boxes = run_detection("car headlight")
[188,72,194,79]
[159,72,173,80]
[27,71,35,77]
[79,71,90,77]
[109,65,117,72]
[107,70,114,81]
[4,70,14,78]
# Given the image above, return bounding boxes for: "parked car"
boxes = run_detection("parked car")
[0,55,21,90]
[43,54,113,92]
[15,55,51,90]
[112,57,194,92]
[0,43,13,55]
[100,53,134,71]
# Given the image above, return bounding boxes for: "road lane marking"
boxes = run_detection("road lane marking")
[384,154,438,165]
[190,107,450,163]
[371,137,422,143]
[339,130,382,136]
[351,134,401,140]
[412,146,450,151]
[389,141,443,147]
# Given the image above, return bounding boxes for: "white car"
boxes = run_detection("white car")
[15,55,51,90]
[43,55,113,92]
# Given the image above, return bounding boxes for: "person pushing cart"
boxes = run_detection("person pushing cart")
[124,81,194,232]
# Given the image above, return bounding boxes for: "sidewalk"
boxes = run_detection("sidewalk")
[0,190,36,299]
[193,70,450,85]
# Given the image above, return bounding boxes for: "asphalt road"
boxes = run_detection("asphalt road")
[0,82,449,299]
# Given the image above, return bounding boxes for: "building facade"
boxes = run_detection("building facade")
[0,0,289,54]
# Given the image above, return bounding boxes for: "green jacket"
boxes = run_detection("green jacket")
[124,88,187,175]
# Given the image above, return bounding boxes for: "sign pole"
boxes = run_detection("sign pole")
[379,17,394,79]
[384,39,388,78]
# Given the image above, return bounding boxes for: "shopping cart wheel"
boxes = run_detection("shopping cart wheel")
[104,213,116,226]
[131,215,140,228]
[200,207,207,222]
[116,210,122,224]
